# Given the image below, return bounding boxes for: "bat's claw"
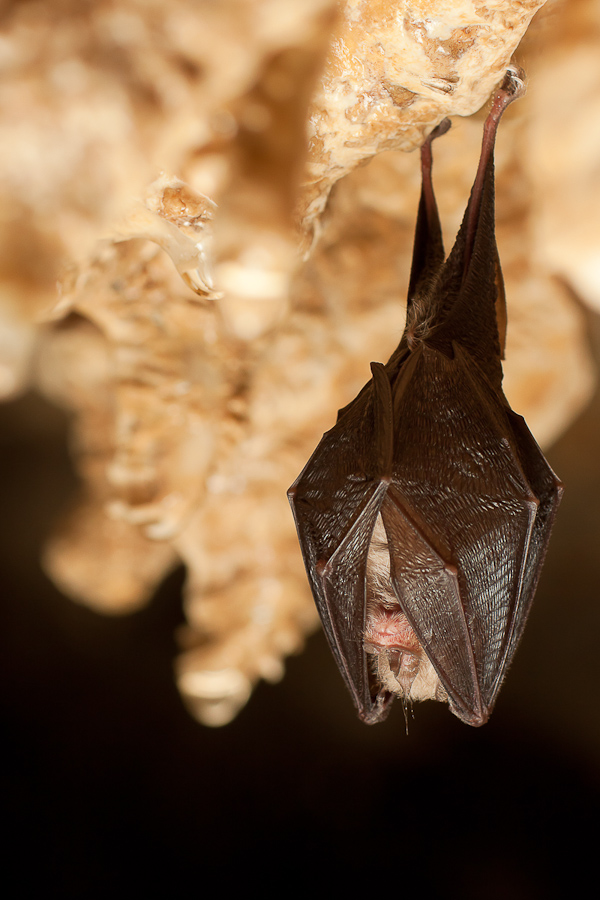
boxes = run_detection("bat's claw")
[503,65,526,99]
[425,117,451,145]
[489,67,526,121]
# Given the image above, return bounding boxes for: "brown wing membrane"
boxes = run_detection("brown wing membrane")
[499,411,564,674]
[318,479,391,722]
[288,364,397,722]
[384,344,541,723]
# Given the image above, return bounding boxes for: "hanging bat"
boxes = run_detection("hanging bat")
[288,69,563,727]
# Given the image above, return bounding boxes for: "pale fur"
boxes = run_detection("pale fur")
[404,294,437,349]
[365,515,443,704]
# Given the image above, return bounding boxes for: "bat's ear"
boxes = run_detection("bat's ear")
[406,118,450,305]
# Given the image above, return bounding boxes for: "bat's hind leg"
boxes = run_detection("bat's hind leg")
[463,67,526,265]
[420,117,451,232]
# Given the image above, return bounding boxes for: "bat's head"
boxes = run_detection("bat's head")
[365,516,445,704]
[364,514,490,727]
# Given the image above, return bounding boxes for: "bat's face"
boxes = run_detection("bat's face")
[364,516,445,706]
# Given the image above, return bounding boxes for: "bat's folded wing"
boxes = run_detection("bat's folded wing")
[381,486,536,725]
[380,491,483,724]
[502,410,564,664]
[315,479,391,721]
[288,382,395,723]
[383,344,561,724]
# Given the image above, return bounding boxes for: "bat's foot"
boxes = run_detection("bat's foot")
[487,66,526,127]
[421,117,451,175]
[501,65,526,100]
[425,117,451,146]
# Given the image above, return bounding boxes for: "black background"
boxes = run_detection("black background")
[1,324,599,897]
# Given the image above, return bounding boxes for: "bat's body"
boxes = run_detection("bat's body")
[288,70,563,727]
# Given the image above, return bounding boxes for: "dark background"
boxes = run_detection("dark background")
[1,323,599,896]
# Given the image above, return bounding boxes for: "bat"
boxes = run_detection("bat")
[288,69,563,727]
